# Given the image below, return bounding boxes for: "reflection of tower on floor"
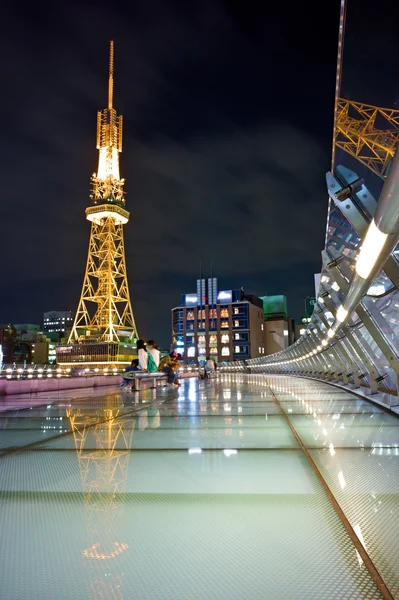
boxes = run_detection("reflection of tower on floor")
[67,396,134,596]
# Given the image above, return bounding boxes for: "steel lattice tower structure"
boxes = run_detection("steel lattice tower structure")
[69,41,138,344]
[67,398,134,596]
[335,99,399,179]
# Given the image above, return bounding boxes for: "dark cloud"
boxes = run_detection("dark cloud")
[1,0,397,345]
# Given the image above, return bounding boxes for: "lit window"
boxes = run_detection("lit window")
[187,347,195,357]
[234,320,239,327]
[209,335,217,344]
[259,347,261,353]
[235,333,240,340]
[261,324,264,331]
[234,308,239,315]
[235,346,240,353]
[221,321,229,329]
[221,334,229,344]
[220,309,229,318]
[221,347,230,356]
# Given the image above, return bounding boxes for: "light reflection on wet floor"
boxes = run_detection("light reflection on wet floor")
[1,374,397,598]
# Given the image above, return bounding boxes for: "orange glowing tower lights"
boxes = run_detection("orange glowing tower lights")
[69,41,138,344]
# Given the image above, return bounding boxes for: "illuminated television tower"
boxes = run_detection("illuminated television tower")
[69,41,138,344]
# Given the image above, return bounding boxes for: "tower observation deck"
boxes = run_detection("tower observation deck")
[57,41,138,369]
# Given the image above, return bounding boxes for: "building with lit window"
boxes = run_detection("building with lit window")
[3,324,53,364]
[171,279,266,364]
[43,311,75,342]
[260,295,295,355]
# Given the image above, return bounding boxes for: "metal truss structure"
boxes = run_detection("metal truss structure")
[67,396,134,585]
[223,4,399,407]
[225,155,399,407]
[69,41,138,344]
[336,99,399,179]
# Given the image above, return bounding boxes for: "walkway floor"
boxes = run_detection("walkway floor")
[0,374,398,599]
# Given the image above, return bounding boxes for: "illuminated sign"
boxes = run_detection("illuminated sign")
[218,290,232,303]
[305,296,316,318]
[185,294,198,306]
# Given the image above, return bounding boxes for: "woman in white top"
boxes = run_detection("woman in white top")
[136,339,148,371]
[147,340,161,368]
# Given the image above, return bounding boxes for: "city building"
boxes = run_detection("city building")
[0,324,53,364]
[260,295,295,355]
[294,296,317,340]
[43,310,75,342]
[0,324,17,364]
[172,278,265,364]
[14,324,41,339]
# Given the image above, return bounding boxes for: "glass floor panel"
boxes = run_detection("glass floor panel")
[0,376,391,599]
[0,450,380,599]
[310,448,399,599]
[265,374,399,599]
[287,413,399,449]
[35,413,299,450]
[0,384,122,412]
[278,398,385,415]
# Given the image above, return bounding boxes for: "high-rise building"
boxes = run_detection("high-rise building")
[260,295,295,354]
[172,279,265,364]
[43,311,75,341]
[57,42,138,369]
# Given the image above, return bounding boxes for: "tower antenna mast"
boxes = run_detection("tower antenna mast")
[108,40,114,110]
[331,0,347,171]
[324,0,347,247]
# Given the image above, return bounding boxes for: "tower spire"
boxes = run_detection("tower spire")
[108,40,114,110]
[67,41,138,348]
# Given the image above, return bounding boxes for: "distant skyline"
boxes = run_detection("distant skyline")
[1,0,398,346]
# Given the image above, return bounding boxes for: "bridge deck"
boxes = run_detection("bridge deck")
[0,375,398,598]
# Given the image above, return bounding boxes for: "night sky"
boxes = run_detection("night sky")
[2,0,399,346]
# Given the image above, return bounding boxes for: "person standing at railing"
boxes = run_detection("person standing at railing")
[147,340,160,373]
[136,339,148,371]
